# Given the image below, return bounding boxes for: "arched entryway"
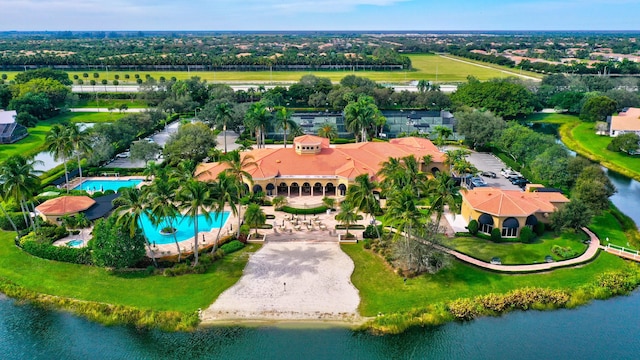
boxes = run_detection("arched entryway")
[338,184,347,196]
[325,183,336,196]
[478,213,494,234]
[266,183,275,196]
[290,182,300,197]
[502,217,519,238]
[302,182,312,196]
[525,214,538,229]
[253,184,263,194]
[431,167,440,175]
[313,182,323,196]
[277,182,288,196]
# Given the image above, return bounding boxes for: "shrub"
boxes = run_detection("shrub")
[533,222,545,236]
[22,241,93,265]
[220,240,245,254]
[519,227,534,243]
[490,228,502,242]
[281,205,328,215]
[551,245,578,259]
[363,224,383,239]
[0,212,28,231]
[467,220,479,235]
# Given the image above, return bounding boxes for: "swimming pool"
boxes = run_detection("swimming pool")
[74,179,143,192]
[66,239,84,247]
[139,212,230,245]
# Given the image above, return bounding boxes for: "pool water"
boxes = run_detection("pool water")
[66,239,84,247]
[139,212,230,245]
[74,179,143,192]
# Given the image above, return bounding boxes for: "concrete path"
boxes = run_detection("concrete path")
[392,227,601,273]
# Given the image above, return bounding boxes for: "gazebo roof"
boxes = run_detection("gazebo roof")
[35,196,96,216]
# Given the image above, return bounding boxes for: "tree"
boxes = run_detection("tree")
[115,187,157,267]
[272,195,288,211]
[164,122,217,165]
[427,172,461,226]
[66,123,92,185]
[346,174,381,239]
[244,203,266,238]
[13,78,70,109]
[336,200,358,237]
[579,96,617,122]
[607,133,640,154]
[550,200,593,232]
[454,109,506,149]
[14,68,72,86]
[91,216,146,269]
[417,79,431,93]
[147,168,182,261]
[221,151,257,238]
[210,171,239,253]
[45,124,73,193]
[433,125,453,149]
[529,145,572,188]
[572,165,616,215]
[451,79,538,118]
[130,140,161,165]
[274,106,297,148]
[213,102,234,153]
[344,95,381,142]
[317,123,338,140]
[177,180,214,267]
[244,102,271,149]
[0,155,41,236]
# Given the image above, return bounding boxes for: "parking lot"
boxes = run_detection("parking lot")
[449,148,525,191]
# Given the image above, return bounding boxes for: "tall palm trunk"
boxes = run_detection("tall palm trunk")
[237,199,242,238]
[62,156,69,193]
[193,215,199,266]
[138,219,158,267]
[169,218,181,262]
[212,220,223,254]
[283,126,287,148]
[76,152,83,184]
[0,204,19,241]
[223,122,227,153]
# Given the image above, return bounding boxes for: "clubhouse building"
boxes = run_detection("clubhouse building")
[196,135,446,198]
[460,187,569,238]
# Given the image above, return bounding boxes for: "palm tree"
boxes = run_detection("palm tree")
[427,172,462,226]
[214,103,234,153]
[66,123,92,185]
[46,124,73,193]
[417,79,431,93]
[177,180,214,267]
[244,203,266,238]
[271,195,288,211]
[0,155,42,235]
[274,106,296,148]
[433,125,453,149]
[345,174,381,239]
[384,186,423,248]
[344,95,380,142]
[114,187,158,267]
[378,155,428,196]
[147,168,182,261]
[317,123,338,140]
[336,200,358,237]
[0,185,20,238]
[210,171,239,253]
[244,102,271,149]
[221,151,257,238]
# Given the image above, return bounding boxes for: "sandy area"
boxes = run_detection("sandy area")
[201,242,361,322]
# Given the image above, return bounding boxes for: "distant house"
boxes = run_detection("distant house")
[35,196,97,223]
[460,187,569,238]
[0,110,28,144]
[609,107,640,137]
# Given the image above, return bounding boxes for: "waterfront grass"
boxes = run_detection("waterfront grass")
[441,231,588,264]
[529,112,640,182]
[0,231,259,314]
[0,54,526,84]
[0,117,65,162]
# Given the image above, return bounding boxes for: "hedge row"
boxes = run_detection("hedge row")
[281,205,328,215]
[0,212,28,231]
[21,241,93,265]
[220,240,245,254]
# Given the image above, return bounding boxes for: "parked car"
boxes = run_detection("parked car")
[490,257,502,265]
[116,150,130,158]
[469,176,488,189]
[501,168,521,179]
[481,171,497,178]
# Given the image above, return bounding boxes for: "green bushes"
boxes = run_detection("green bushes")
[0,212,28,231]
[363,224,383,239]
[551,244,578,259]
[448,287,571,320]
[220,240,245,254]
[491,228,502,242]
[281,205,328,215]
[519,227,534,243]
[467,220,479,235]
[21,241,93,265]
[534,222,546,236]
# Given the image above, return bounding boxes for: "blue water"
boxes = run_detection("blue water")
[73,179,143,192]
[139,212,230,245]
[66,240,83,247]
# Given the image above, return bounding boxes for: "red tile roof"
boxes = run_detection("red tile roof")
[35,196,96,216]
[196,136,444,182]
[462,187,569,217]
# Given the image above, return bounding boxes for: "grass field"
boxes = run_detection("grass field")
[441,231,588,264]
[75,99,148,108]
[0,112,125,163]
[0,230,259,313]
[0,54,533,84]
[528,112,640,182]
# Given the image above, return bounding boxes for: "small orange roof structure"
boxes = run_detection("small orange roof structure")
[462,187,569,217]
[35,196,96,216]
[610,107,640,135]
[196,135,445,183]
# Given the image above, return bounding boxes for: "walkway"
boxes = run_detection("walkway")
[391,227,601,273]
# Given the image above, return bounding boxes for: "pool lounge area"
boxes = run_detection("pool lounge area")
[140,212,231,245]
[72,177,144,192]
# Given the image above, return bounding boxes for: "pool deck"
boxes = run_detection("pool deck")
[65,175,148,192]
[52,227,93,248]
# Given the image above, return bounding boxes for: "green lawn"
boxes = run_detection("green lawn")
[441,231,588,264]
[0,117,65,162]
[590,211,638,251]
[342,242,627,317]
[51,111,127,123]
[0,231,259,313]
[75,99,149,108]
[1,54,533,84]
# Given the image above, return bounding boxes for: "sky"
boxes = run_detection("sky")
[1,0,639,31]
